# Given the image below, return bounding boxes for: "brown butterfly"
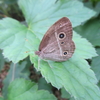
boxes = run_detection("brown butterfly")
[35,17,75,62]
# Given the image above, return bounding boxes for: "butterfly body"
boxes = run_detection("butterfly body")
[35,17,75,62]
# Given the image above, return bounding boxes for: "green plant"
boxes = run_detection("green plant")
[0,0,100,100]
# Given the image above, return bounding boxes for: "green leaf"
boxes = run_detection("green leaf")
[30,30,98,100]
[38,77,52,93]
[91,48,100,81]
[74,19,100,47]
[8,78,57,100]
[3,60,31,99]
[0,18,39,63]
[73,31,97,59]
[31,53,100,100]
[61,87,72,99]
[0,97,4,100]
[19,0,96,29]
[61,88,75,100]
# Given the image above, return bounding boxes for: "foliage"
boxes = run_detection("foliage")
[8,78,56,100]
[0,0,100,100]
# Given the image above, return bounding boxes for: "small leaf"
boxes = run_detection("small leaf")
[8,78,57,100]
[74,19,100,47]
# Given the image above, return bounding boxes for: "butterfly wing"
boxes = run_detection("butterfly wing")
[37,17,75,61]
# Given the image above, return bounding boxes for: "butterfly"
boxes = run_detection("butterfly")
[35,17,75,62]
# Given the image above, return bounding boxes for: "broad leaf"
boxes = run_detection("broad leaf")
[8,78,57,100]
[0,18,39,63]
[19,0,97,29]
[30,52,100,100]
